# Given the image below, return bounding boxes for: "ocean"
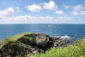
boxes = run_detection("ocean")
[0,24,85,41]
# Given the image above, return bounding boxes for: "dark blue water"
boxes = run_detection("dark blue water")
[0,24,85,41]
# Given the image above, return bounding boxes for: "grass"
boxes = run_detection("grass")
[3,32,32,44]
[30,39,85,57]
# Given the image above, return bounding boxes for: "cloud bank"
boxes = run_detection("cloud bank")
[0,0,85,24]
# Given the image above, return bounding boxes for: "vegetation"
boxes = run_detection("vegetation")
[0,33,85,57]
[30,39,85,57]
[22,35,36,43]
[3,32,32,44]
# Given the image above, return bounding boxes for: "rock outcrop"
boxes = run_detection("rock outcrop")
[0,33,70,57]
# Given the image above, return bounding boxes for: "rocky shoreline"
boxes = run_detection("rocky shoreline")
[0,33,70,57]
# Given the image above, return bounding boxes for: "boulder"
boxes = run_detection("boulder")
[52,36,70,47]
[17,33,53,53]
[0,41,32,57]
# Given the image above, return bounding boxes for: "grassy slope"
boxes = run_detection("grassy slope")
[3,32,32,44]
[30,39,85,57]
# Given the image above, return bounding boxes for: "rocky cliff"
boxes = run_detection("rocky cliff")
[0,33,70,57]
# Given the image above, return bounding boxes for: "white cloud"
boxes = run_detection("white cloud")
[0,5,85,24]
[0,14,84,24]
[7,7,14,12]
[71,5,85,16]
[71,11,79,15]
[0,15,54,24]
[73,5,82,11]
[43,1,58,10]
[80,11,85,15]
[56,10,64,15]
[64,5,69,9]
[13,15,54,24]
[27,4,42,12]
[0,7,14,16]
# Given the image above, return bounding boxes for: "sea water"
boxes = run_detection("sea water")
[0,24,85,41]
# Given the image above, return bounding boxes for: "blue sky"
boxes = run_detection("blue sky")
[0,0,85,24]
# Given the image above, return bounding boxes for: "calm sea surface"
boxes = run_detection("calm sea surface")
[0,24,85,41]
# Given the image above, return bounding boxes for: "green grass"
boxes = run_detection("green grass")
[30,39,85,57]
[3,32,32,44]
[23,36,36,43]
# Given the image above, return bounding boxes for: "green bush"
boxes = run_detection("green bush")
[30,39,85,57]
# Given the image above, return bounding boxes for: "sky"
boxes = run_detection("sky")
[0,0,85,24]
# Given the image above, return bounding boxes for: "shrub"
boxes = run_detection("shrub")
[30,39,85,57]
